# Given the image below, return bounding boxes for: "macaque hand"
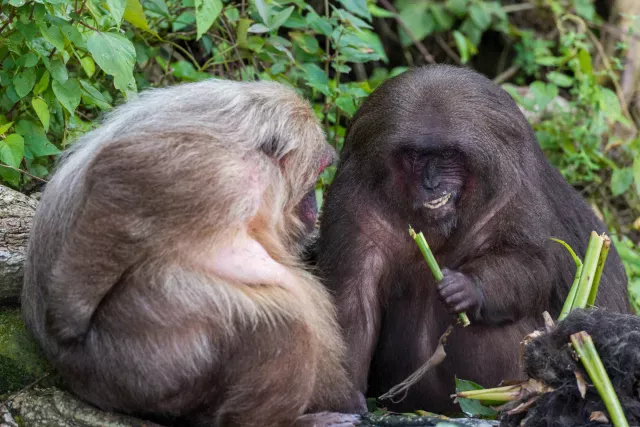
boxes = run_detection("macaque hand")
[437,268,482,317]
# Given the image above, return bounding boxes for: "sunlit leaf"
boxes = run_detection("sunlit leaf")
[80,56,96,77]
[0,134,25,168]
[453,31,470,63]
[33,70,50,95]
[106,0,127,26]
[0,122,14,135]
[124,0,151,30]
[87,32,136,91]
[31,98,50,131]
[195,0,222,39]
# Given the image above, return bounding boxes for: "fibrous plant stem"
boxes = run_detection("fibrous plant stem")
[570,331,629,427]
[409,226,470,327]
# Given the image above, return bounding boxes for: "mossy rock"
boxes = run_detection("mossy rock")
[0,309,49,396]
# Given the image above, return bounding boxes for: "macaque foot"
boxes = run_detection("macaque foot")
[294,412,361,427]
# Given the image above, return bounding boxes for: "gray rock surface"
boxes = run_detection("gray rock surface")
[2,387,500,427]
[0,185,37,306]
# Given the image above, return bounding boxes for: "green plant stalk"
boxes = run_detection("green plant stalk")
[571,231,605,311]
[587,235,611,307]
[552,237,585,321]
[571,332,629,427]
[409,226,471,327]
[455,385,521,402]
[558,264,583,321]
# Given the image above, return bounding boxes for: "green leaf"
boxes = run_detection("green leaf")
[546,72,573,88]
[106,0,128,25]
[369,4,395,18]
[598,88,622,121]
[14,68,37,98]
[31,98,50,131]
[39,24,66,52]
[446,0,468,16]
[79,80,112,110]
[339,0,371,20]
[455,378,499,417]
[52,78,81,115]
[634,156,640,197]
[398,3,432,44]
[46,58,69,84]
[9,0,27,6]
[469,2,491,31]
[336,96,357,117]
[236,18,251,48]
[16,120,61,159]
[0,122,14,135]
[80,56,96,77]
[59,21,86,48]
[301,63,330,96]
[530,81,558,110]
[0,134,25,168]
[308,13,332,37]
[574,0,595,20]
[579,48,593,76]
[124,0,151,31]
[291,32,320,54]
[87,32,136,91]
[19,53,39,68]
[195,0,223,39]
[611,167,633,197]
[254,0,271,26]
[453,31,470,63]
[430,4,453,31]
[33,71,50,95]
[248,23,270,33]
[269,6,294,30]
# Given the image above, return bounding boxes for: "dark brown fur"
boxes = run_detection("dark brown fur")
[316,65,629,413]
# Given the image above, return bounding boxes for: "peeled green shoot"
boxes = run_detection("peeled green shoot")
[409,226,471,327]
[587,235,611,307]
[571,331,629,427]
[552,237,584,321]
[572,231,605,310]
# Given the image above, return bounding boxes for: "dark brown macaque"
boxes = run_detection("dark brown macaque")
[316,65,629,413]
[21,80,364,427]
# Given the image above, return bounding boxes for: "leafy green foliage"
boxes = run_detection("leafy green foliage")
[0,0,638,308]
[455,378,499,418]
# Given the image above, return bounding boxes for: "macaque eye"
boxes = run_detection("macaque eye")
[441,149,457,159]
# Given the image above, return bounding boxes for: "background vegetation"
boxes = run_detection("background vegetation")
[0,0,639,313]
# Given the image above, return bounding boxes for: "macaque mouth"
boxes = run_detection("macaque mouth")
[299,189,318,230]
[423,192,452,209]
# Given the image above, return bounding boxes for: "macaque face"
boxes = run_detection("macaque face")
[297,145,337,233]
[393,144,467,224]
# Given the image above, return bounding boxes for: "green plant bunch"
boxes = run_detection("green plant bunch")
[0,0,388,191]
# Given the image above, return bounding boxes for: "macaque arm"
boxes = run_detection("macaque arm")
[196,230,297,292]
[319,235,386,393]
[460,248,551,324]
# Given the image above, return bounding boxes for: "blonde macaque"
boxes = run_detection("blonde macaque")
[22,80,363,426]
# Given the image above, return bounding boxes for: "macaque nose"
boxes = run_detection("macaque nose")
[423,163,441,189]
